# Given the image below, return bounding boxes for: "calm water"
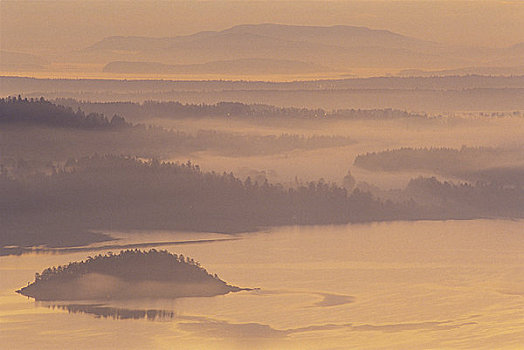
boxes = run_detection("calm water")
[1,220,523,350]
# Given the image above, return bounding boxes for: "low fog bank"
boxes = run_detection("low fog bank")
[0,97,354,162]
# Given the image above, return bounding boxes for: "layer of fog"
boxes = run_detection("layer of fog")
[163,115,524,188]
[2,96,523,189]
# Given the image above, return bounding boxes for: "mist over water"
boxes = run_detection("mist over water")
[1,221,523,349]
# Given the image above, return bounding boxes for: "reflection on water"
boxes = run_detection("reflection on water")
[45,303,176,321]
[40,302,479,336]
[1,220,523,349]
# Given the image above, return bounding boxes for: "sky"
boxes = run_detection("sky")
[1,0,524,53]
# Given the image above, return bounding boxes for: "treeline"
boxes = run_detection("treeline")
[0,155,414,250]
[465,166,524,188]
[354,146,511,173]
[55,98,425,122]
[403,177,524,218]
[2,155,523,252]
[1,154,389,228]
[353,146,524,187]
[0,96,131,129]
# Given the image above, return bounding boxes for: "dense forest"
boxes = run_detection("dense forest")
[1,155,388,238]
[3,154,523,255]
[0,96,130,129]
[31,250,222,283]
[403,177,524,217]
[17,250,242,300]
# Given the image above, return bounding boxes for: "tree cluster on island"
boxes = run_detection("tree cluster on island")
[32,249,216,283]
[17,249,244,301]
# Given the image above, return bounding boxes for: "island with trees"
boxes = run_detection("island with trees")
[17,250,246,301]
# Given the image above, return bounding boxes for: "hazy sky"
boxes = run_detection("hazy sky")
[2,0,523,53]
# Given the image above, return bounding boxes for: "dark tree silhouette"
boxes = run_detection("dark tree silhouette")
[17,249,245,301]
[0,96,131,129]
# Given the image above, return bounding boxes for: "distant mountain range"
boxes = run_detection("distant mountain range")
[90,24,436,52]
[84,24,475,74]
[3,24,522,78]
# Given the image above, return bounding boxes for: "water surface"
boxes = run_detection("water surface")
[1,220,523,349]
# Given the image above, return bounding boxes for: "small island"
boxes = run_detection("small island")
[17,249,246,301]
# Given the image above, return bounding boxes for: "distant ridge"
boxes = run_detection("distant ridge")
[86,23,462,70]
[89,23,431,52]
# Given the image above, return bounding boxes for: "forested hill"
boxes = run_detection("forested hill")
[25,250,227,284]
[17,250,243,300]
[0,96,130,129]
[2,155,523,253]
[354,146,504,173]
[353,146,524,187]
[1,155,408,251]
